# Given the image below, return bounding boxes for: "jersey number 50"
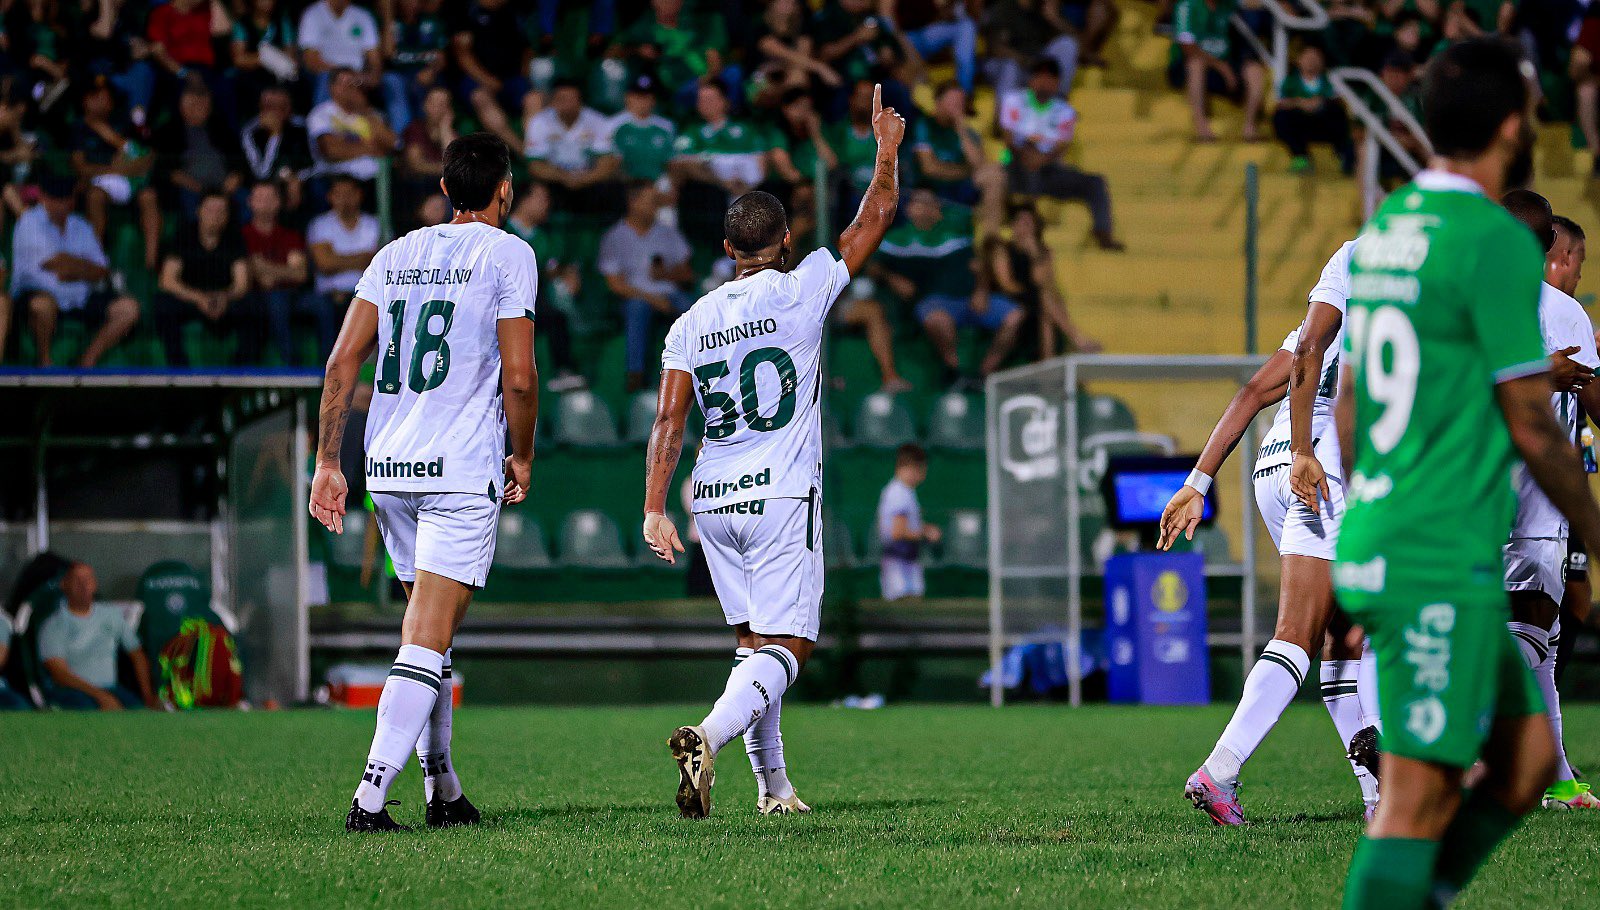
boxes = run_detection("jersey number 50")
[695,346,799,439]
[377,299,456,395]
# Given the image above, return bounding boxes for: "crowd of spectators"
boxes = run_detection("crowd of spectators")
[0,0,1141,386]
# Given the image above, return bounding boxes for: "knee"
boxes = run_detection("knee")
[27,292,57,318]
[922,310,954,332]
[107,295,141,325]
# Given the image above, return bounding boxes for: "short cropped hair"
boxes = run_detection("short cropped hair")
[1422,38,1528,159]
[896,443,928,468]
[442,132,512,213]
[1503,188,1554,253]
[1554,215,1586,244]
[724,191,788,256]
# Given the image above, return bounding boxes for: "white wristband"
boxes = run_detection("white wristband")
[1184,469,1213,497]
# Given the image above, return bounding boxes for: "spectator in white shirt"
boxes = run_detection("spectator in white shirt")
[878,444,940,600]
[299,0,413,133]
[999,59,1123,251]
[524,79,624,219]
[307,67,397,183]
[306,176,380,346]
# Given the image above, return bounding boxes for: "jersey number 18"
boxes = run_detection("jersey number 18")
[377,299,456,395]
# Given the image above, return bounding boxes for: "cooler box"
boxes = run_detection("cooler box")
[327,663,462,709]
[1104,552,1210,705]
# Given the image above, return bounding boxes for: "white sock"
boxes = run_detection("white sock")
[1356,639,1381,732]
[354,644,444,812]
[735,647,795,801]
[417,647,462,803]
[1507,621,1550,670]
[1320,660,1362,749]
[1538,621,1575,783]
[701,644,798,754]
[1209,639,1310,786]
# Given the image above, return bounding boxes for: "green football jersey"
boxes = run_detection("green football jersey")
[1334,171,1547,599]
[610,113,676,180]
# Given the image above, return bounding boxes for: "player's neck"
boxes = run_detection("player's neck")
[450,209,500,229]
[1425,156,1502,199]
[734,255,783,280]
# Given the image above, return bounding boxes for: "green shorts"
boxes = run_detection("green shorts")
[1339,585,1545,768]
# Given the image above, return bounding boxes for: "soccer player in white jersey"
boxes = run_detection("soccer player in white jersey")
[1161,239,1383,824]
[1497,194,1600,811]
[309,133,540,832]
[639,85,905,819]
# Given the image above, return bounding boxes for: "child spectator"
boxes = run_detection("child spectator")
[1272,44,1354,174]
[877,444,940,601]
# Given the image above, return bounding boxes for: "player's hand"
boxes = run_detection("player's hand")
[1550,346,1594,391]
[1158,486,1204,550]
[93,690,124,711]
[308,464,349,534]
[924,524,943,545]
[1289,452,1331,516]
[871,83,906,148]
[642,511,685,565]
[503,455,531,505]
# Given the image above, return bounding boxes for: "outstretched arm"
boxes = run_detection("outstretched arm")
[1287,302,1344,514]
[1157,350,1291,549]
[838,84,906,276]
[642,369,695,564]
[309,300,379,535]
[1499,373,1600,558]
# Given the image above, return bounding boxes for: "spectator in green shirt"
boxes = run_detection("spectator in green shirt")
[607,75,677,183]
[1271,44,1354,173]
[668,81,770,245]
[768,88,839,199]
[38,562,157,711]
[876,189,1026,389]
[1167,0,1266,141]
[616,0,738,115]
[914,82,1005,233]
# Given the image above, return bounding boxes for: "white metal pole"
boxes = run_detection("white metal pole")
[1065,359,1082,707]
[986,373,1004,707]
[291,397,311,702]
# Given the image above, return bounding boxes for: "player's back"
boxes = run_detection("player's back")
[663,248,851,512]
[1337,174,1546,594]
[358,221,538,496]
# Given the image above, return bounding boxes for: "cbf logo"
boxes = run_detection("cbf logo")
[999,395,1059,482]
[1152,571,1188,613]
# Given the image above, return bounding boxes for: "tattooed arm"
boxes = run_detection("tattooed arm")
[641,368,694,564]
[838,84,907,277]
[309,299,379,535]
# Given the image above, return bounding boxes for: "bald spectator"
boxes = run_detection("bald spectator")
[38,563,158,711]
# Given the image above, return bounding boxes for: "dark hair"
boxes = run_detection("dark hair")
[1503,188,1554,252]
[934,79,963,98]
[896,443,928,467]
[724,191,788,256]
[624,179,656,205]
[1422,38,1528,158]
[328,174,364,195]
[699,79,730,100]
[551,77,582,94]
[1031,57,1062,78]
[1555,214,1586,243]
[442,132,511,212]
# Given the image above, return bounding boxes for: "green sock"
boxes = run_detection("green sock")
[1431,789,1524,901]
[1342,836,1441,910]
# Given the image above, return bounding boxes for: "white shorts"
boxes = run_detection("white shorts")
[370,491,501,589]
[694,494,824,640]
[1253,464,1344,561]
[1503,537,1566,602]
[880,558,925,600]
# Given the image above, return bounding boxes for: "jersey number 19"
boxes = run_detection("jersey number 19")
[1348,304,1419,455]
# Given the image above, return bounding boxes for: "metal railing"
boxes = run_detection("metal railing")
[1328,67,1432,217]
[1231,0,1329,90]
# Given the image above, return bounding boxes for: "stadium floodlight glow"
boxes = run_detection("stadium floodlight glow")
[985,353,1271,707]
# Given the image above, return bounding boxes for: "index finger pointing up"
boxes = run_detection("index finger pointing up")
[873,82,882,116]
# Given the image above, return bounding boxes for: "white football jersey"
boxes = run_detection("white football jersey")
[663,248,850,512]
[1510,282,1598,540]
[355,221,537,496]
[1256,240,1353,479]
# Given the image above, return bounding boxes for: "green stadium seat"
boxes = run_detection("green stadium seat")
[553,390,621,448]
[624,390,658,445]
[927,393,983,451]
[559,509,631,568]
[853,392,917,449]
[136,560,219,659]
[494,512,553,570]
[939,509,986,569]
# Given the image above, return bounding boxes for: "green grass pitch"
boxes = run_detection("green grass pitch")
[4,703,1598,908]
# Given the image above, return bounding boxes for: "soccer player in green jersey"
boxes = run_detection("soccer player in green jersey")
[1334,39,1600,909]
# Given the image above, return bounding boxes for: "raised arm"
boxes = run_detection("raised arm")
[1287,301,1344,513]
[641,368,695,564]
[1498,373,1600,557]
[1157,350,1292,548]
[309,300,379,535]
[498,316,538,505]
[837,84,906,276]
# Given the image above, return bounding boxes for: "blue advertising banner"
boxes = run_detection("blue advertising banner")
[1105,552,1210,705]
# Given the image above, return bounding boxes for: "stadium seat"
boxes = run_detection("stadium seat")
[136,561,220,659]
[493,512,552,571]
[553,390,621,449]
[927,393,983,451]
[325,510,370,572]
[624,391,658,445]
[558,509,632,569]
[939,509,986,569]
[853,392,917,449]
